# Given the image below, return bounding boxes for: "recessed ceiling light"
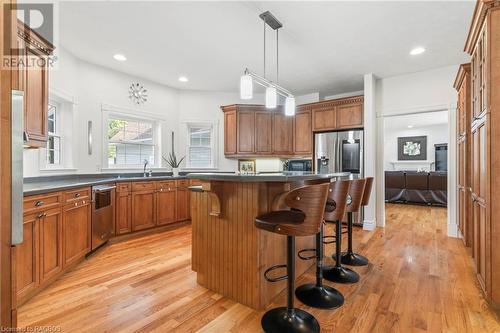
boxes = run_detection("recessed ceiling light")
[410,47,426,56]
[113,54,127,61]
[178,76,189,82]
[408,125,414,128]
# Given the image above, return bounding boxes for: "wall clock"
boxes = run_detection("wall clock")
[129,82,148,105]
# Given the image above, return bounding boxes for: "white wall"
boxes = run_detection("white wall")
[383,123,449,171]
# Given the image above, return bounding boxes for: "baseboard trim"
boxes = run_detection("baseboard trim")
[363,219,376,231]
[447,222,459,238]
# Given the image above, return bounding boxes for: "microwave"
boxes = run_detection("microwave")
[287,159,313,172]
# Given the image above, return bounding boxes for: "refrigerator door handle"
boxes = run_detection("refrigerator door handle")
[12,90,24,245]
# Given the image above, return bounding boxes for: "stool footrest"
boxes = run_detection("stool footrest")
[298,248,317,260]
[264,264,288,282]
[323,235,336,244]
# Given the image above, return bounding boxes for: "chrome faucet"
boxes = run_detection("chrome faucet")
[143,159,149,177]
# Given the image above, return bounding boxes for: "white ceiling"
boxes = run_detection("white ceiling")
[57,1,475,95]
[384,111,449,131]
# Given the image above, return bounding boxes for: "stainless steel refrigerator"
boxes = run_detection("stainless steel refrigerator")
[315,129,364,225]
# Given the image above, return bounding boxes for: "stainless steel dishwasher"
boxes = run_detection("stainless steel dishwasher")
[91,184,116,250]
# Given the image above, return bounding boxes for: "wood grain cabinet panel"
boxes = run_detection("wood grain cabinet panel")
[156,188,176,226]
[336,103,363,129]
[39,208,63,283]
[176,186,190,221]
[293,110,312,155]
[255,111,272,154]
[62,201,91,267]
[224,111,237,155]
[15,213,39,302]
[237,111,255,154]
[115,192,132,235]
[132,191,156,231]
[272,112,294,155]
[16,20,54,147]
[312,107,336,132]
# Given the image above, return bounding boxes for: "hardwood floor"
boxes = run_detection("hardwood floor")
[18,204,500,332]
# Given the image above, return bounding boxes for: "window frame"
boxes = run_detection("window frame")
[45,100,62,166]
[102,106,163,170]
[184,121,218,170]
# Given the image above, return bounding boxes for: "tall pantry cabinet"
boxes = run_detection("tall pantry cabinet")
[461,0,500,310]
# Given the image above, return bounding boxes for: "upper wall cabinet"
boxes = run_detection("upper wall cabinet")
[13,20,55,148]
[301,96,364,132]
[222,105,309,158]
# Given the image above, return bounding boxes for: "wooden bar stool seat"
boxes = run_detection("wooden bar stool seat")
[340,177,373,267]
[323,178,366,284]
[295,180,351,309]
[255,183,329,333]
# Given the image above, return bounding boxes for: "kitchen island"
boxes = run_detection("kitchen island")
[187,172,349,310]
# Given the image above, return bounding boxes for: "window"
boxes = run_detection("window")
[107,116,157,167]
[46,102,61,165]
[187,124,215,168]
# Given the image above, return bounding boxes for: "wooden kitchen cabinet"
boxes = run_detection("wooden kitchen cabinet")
[176,180,190,221]
[306,96,364,132]
[293,110,312,155]
[237,110,256,154]
[39,207,63,283]
[224,110,237,155]
[132,187,157,231]
[312,106,336,132]
[458,1,500,308]
[15,212,40,303]
[336,101,363,129]
[272,111,294,155]
[15,20,55,148]
[156,181,176,226]
[115,191,132,235]
[255,111,273,154]
[62,199,91,267]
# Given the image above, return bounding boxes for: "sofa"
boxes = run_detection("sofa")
[385,170,447,206]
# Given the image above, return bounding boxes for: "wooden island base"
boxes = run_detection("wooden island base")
[190,179,323,310]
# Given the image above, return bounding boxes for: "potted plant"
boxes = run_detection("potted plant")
[163,152,185,177]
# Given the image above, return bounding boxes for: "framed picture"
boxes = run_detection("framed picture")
[238,159,256,173]
[397,136,427,160]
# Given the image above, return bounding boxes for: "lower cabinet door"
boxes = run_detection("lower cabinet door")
[115,192,132,235]
[15,213,40,302]
[63,202,91,267]
[132,191,156,231]
[176,188,190,221]
[156,190,176,225]
[39,208,63,283]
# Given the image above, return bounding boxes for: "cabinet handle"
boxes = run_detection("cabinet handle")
[75,193,81,198]
[37,212,46,219]
[23,131,29,143]
[35,200,44,207]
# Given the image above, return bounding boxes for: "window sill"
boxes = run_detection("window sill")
[39,167,78,172]
[181,167,219,171]
[101,167,168,172]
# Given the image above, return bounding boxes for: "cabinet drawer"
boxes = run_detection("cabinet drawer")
[64,198,90,208]
[177,179,189,188]
[64,188,91,203]
[116,182,131,193]
[132,181,156,192]
[156,181,176,191]
[24,192,62,214]
[190,179,202,186]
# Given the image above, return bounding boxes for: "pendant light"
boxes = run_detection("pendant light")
[239,11,295,115]
[240,72,253,99]
[266,86,277,109]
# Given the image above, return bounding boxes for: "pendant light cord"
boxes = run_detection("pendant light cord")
[263,18,266,78]
[276,29,279,84]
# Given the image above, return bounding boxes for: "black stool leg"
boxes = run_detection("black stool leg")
[295,224,344,309]
[323,220,359,284]
[261,236,320,333]
[340,212,369,266]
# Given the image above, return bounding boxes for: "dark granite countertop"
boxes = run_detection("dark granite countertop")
[186,172,351,182]
[23,173,187,196]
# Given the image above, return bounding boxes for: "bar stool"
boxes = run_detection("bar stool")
[295,180,351,309]
[323,178,366,284]
[341,177,373,266]
[255,183,329,333]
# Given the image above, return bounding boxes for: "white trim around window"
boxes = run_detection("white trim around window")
[181,120,218,170]
[101,104,164,170]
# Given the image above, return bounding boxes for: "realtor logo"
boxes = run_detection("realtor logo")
[3,2,57,70]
